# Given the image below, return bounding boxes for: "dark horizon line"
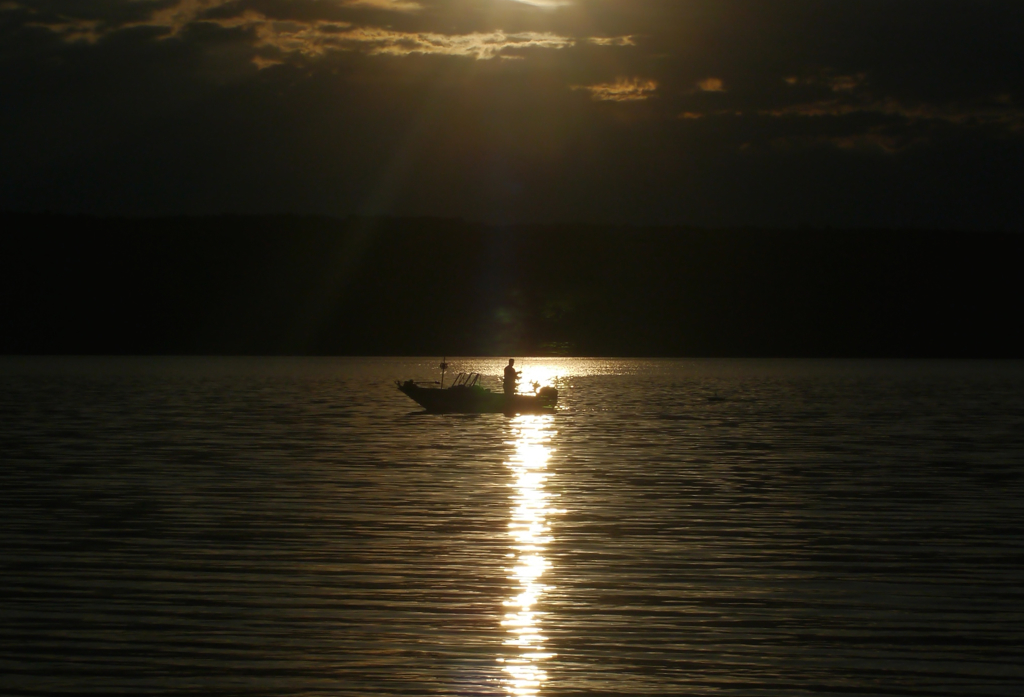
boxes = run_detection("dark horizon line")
[3,210,1021,235]
[3,354,1023,361]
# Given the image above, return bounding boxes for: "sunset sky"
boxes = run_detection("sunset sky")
[3,1,1023,228]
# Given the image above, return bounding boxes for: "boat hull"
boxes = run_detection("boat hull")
[397,381,557,414]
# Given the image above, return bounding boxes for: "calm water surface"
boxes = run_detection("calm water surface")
[1,357,1023,696]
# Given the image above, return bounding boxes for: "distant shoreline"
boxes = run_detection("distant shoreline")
[3,213,1022,358]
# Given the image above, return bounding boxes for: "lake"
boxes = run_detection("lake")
[1,357,1022,696]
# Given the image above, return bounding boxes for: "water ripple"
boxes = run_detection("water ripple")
[1,358,1022,696]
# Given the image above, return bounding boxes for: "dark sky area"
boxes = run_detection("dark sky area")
[3,3,1023,357]
[3,214,1022,357]
[3,0,1024,228]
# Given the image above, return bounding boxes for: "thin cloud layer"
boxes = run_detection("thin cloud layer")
[337,27,574,59]
[784,73,867,92]
[577,77,658,102]
[31,0,238,43]
[345,0,424,11]
[30,18,105,44]
[765,97,1024,130]
[142,0,233,36]
[504,0,573,7]
[757,69,1024,149]
[696,77,725,92]
[226,15,575,60]
[588,35,635,47]
[30,1,583,60]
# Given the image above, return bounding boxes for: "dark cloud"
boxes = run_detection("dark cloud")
[2,0,1023,227]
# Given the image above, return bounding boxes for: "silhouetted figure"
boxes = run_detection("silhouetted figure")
[503,359,521,396]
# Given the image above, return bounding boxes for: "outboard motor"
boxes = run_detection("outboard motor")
[538,386,558,404]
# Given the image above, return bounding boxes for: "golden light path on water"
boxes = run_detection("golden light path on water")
[516,365,569,395]
[499,414,560,697]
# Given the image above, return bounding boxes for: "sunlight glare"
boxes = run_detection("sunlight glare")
[499,414,559,696]
[516,364,567,395]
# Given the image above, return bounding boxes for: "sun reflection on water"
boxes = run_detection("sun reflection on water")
[499,414,559,696]
[516,365,567,396]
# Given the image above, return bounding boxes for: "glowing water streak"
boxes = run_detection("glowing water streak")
[498,414,558,696]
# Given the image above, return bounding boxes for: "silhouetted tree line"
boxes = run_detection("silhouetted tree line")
[2,213,1021,357]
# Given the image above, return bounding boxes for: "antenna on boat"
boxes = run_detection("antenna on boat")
[439,356,447,388]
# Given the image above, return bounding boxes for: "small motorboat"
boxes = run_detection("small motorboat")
[397,370,558,414]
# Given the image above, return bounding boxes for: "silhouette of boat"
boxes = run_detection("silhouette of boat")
[397,372,558,414]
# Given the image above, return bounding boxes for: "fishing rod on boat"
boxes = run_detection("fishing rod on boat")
[439,356,447,388]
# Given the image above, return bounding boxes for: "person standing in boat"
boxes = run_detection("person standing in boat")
[503,359,521,396]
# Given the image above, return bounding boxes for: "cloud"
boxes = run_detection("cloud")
[207,12,354,56]
[505,0,573,7]
[30,1,578,61]
[136,0,237,37]
[344,0,424,11]
[770,132,922,155]
[697,77,724,92]
[765,99,860,118]
[251,55,284,69]
[30,18,105,44]
[764,96,1024,130]
[335,27,574,59]
[30,0,237,42]
[576,77,657,102]
[828,73,866,92]
[588,35,635,47]
[207,12,575,60]
[677,109,743,120]
[784,72,867,92]
[756,93,1024,154]
[771,70,1024,132]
